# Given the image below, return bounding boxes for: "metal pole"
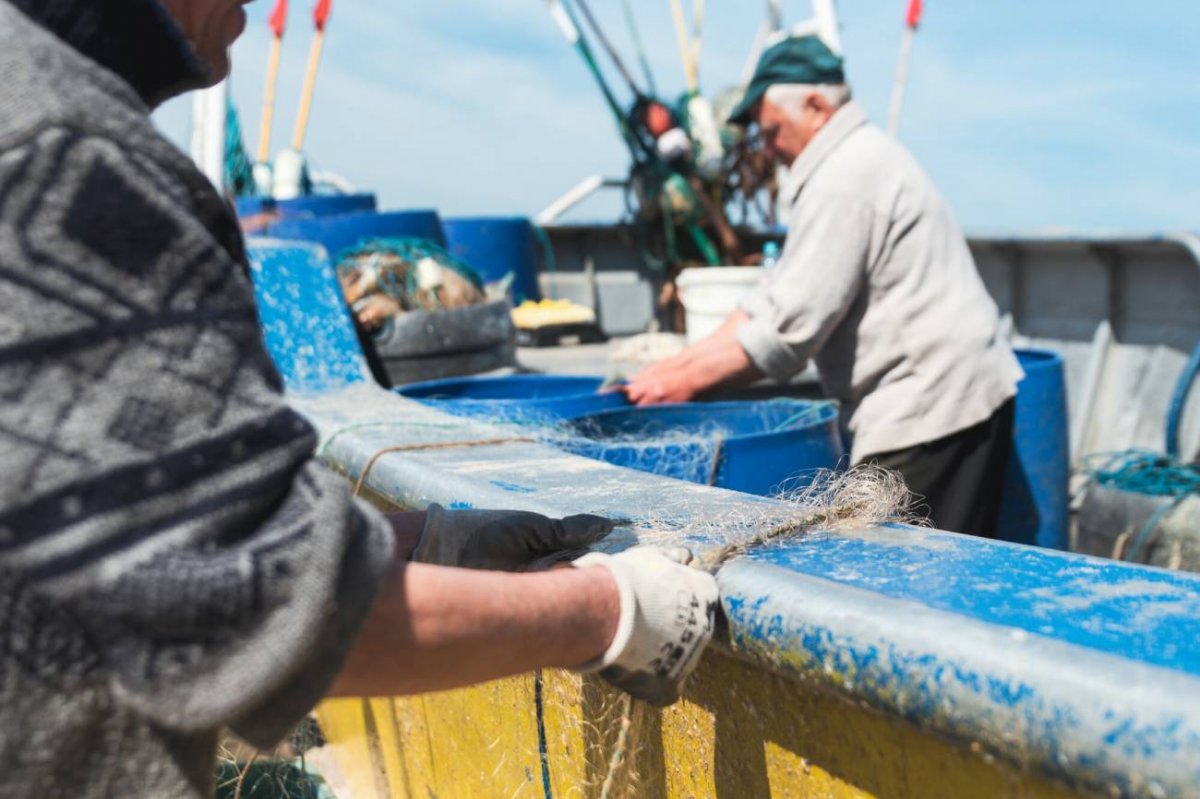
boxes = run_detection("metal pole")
[767,0,783,31]
[667,0,697,93]
[888,26,915,137]
[191,80,228,193]
[575,0,642,95]
[292,29,325,151]
[621,0,658,96]
[691,0,706,90]
[257,36,283,162]
[812,0,842,54]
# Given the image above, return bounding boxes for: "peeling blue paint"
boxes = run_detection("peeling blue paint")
[719,560,1200,797]
[246,240,371,394]
[743,527,1200,676]
[490,480,537,494]
[247,241,1200,799]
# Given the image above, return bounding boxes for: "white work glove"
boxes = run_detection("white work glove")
[413,504,615,571]
[573,546,720,706]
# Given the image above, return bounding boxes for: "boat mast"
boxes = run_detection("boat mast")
[191,80,229,194]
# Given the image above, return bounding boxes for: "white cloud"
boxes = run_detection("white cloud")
[154,0,1200,231]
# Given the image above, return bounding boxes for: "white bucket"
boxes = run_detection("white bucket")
[676,266,765,344]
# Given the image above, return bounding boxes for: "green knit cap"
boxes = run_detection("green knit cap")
[729,36,846,125]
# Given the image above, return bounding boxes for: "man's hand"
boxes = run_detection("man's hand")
[624,310,762,406]
[623,359,699,406]
[573,547,720,706]
[411,504,616,571]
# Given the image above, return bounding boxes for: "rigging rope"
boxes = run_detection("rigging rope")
[1083,449,1200,564]
[224,98,258,198]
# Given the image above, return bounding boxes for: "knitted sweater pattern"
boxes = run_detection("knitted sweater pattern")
[0,2,394,796]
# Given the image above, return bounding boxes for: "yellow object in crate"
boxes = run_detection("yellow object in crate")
[511,298,597,330]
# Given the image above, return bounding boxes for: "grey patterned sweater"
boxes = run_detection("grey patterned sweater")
[0,2,396,796]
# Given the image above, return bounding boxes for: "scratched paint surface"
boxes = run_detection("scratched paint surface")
[247,240,1200,797]
[743,524,1200,675]
[246,239,369,394]
[718,560,1200,797]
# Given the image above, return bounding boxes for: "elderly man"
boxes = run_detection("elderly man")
[0,1,717,796]
[626,37,1023,538]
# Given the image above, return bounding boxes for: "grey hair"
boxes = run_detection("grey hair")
[764,83,852,118]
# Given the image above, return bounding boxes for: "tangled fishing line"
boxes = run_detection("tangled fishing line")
[550,465,924,799]
[319,406,923,799]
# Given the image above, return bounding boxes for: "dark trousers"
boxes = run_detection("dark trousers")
[865,399,1015,538]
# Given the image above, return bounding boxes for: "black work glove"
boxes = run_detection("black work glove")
[412,503,616,571]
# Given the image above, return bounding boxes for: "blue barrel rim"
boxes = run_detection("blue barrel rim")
[269,208,443,229]
[562,399,845,496]
[266,209,449,253]
[396,374,610,405]
[442,215,533,227]
[567,400,841,441]
[1014,347,1064,373]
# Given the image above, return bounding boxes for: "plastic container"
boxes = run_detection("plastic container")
[996,348,1070,549]
[564,400,843,496]
[396,374,630,422]
[375,300,517,385]
[266,209,446,257]
[234,193,377,220]
[676,266,764,343]
[442,217,541,303]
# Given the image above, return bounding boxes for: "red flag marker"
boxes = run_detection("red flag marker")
[906,0,923,30]
[269,0,288,38]
[314,0,332,32]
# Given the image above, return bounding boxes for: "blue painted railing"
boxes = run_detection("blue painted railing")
[247,240,1200,798]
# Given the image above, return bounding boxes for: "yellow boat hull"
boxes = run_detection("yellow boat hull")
[316,647,1078,799]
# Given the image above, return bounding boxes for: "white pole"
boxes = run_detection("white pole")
[741,22,769,87]
[771,0,842,54]
[190,80,228,194]
[766,0,783,31]
[742,0,785,86]
[812,0,842,54]
[888,26,915,137]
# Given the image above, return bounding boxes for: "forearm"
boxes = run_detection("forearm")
[625,310,762,405]
[329,561,620,697]
[677,310,762,394]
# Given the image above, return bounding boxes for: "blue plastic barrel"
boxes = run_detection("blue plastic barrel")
[396,375,629,422]
[235,193,377,220]
[996,348,1070,549]
[442,217,541,303]
[266,209,446,256]
[565,400,844,496]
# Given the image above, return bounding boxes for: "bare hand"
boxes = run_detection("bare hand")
[623,360,697,406]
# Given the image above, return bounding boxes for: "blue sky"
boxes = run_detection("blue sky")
[156,1,1200,232]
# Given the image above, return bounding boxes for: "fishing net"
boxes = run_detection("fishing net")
[306,395,924,798]
[402,397,843,493]
[1081,449,1200,566]
[1084,449,1200,498]
[334,237,487,333]
[224,98,258,199]
[214,720,332,799]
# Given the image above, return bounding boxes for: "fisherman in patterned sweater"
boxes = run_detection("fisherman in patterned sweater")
[0,1,718,796]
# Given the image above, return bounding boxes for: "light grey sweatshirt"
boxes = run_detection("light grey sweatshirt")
[737,102,1023,461]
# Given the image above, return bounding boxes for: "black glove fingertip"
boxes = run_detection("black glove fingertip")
[562,514,618,545]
